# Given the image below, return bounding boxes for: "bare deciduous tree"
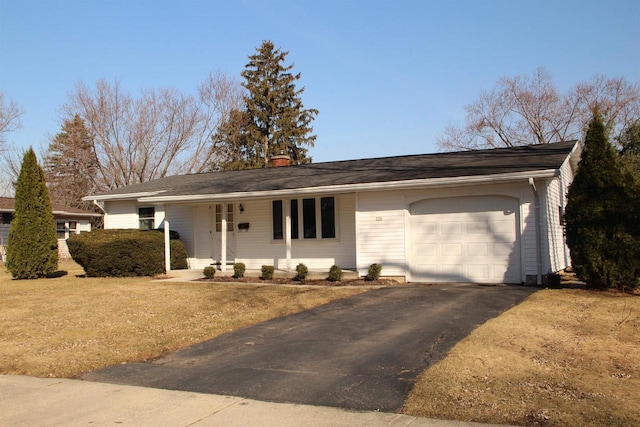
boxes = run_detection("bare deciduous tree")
[438,67,640,151]
[63,72,243,191]
[0,92,24,150]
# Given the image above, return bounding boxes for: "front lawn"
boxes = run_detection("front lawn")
[404,288,640,426]
[0,260,368,377]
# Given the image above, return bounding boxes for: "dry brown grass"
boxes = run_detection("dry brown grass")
[404,288,640,427]
[0,260,368,378]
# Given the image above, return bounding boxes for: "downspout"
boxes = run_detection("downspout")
[528,178,542,286]
[163,204,171,274]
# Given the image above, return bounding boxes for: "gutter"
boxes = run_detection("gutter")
[137,169,560,204]
[82,190,166,202]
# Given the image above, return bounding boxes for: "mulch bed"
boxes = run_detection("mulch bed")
[198,276,399,287]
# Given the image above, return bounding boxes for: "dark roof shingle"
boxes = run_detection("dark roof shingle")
[91,141,578,199]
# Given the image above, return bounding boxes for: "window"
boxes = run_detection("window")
[272,200,283,240]
[56,221,66,239]
[321,197,335,238]
[302,198,316,238]
[290,199,299,239]
[272,197,336,240]
[215,205,222,232]
[69,221,77,234]
[0,212,12,224]
[227,204,234,232]
[139,207,155,230]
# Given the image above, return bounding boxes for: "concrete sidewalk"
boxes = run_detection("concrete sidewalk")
[0,375,508,427]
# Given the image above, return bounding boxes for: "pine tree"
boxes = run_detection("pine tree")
[564,112,640,290]
[6,148,58,279]
[44,114,98,209]
[239,40,318,167]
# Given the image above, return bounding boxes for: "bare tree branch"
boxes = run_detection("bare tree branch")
[438,68,640,151]
[63,72,243,191]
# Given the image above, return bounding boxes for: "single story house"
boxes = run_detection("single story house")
[84,140,581,285]
[0,197,100,260]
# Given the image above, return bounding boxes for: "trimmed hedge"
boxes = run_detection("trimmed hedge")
[261,265,275,280]
[327,265,343,282]
[294,263,308,281]
[233,262,246,278]
[203,266,216,279]
[67,229,188,277]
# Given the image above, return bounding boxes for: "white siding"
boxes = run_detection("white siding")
[544,158,574,272]
[104,201,138,229]
[520,188,539,279]
[0,224,8,262]
[356,191,407,277]
[192,205,214,269]
[234,194,356,271]
[167,205,196,268]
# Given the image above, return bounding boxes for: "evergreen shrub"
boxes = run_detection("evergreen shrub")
[365,263,383,281]
[565,112,640,290]
[233,262,246,278]
[327,265,342,282]
[6,149,58,279]
[203,266,216,279]
[294,263,308,281]
[261,265,275,280]
[67,229,187,277]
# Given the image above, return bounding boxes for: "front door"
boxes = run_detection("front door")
[213,203,236,265]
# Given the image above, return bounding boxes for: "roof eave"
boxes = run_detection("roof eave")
[82,190,166,202]
[137,169,560,204]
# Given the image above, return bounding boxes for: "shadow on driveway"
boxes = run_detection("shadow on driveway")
[83,283,537,412]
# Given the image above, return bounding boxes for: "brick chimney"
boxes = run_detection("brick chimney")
[270,154,291,167]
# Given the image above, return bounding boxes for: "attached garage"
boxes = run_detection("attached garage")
[410,195,521,283]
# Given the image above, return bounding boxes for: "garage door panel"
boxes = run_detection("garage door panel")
[442,243,462,256]
[467,221,489,234]
[467,243,489,256]
[492,242,513,256]
[441,222,462,236]
[416,243,437,257]
[442,265,463,276]
[411,196,521,284]
[467,265,489,279]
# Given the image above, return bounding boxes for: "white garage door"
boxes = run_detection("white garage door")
[410,196,521,284]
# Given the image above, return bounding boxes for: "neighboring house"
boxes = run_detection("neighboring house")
[83,141,581,285]
[0,197,101,260]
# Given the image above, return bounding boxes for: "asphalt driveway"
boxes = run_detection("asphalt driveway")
[83,283,537,412]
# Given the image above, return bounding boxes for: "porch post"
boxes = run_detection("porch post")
[163,204,171,273]
[285,199,292,271]
[221,203,227,272]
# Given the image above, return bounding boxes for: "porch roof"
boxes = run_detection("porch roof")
[85,141,579,202]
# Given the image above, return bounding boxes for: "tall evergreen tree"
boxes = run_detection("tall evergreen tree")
[239,40,318,167]
[564,112,640,290]
[44,114,98,209]
[6,148,58,279]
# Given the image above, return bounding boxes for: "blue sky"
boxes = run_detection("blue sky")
[1,0,639,164]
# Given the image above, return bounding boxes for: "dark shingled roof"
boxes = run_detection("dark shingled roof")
[91,141,578,199]
[0,197,100,216]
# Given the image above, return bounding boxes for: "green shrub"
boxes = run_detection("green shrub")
[67,229,188,277]
[565,112,640,290]
[233,262,246,279]
[327,265,343,282]
[261,265,275,280]
[170,240,188,270]
[6,149,58,279]
[203,266,216,279]
[365,263,383,281]
[294,263,308,281]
